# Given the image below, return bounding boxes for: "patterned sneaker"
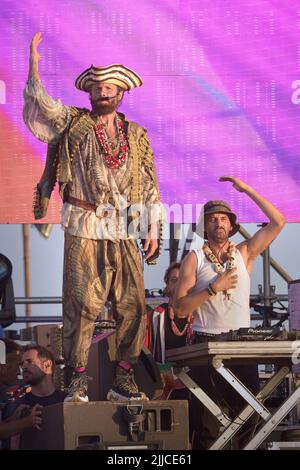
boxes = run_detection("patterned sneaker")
[64,371,91,403]
[107,366,148,402]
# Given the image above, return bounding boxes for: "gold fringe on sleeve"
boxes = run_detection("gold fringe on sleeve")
[127,123,163,265]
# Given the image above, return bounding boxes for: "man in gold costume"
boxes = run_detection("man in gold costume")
[24,33,163,402]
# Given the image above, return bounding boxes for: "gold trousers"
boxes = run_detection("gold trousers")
[62,233,146,368]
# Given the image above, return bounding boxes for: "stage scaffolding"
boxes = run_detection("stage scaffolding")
[3,223,292,326]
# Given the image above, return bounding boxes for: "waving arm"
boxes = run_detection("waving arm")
[219,176,286,271]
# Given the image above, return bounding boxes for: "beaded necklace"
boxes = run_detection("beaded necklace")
[168,305,194,344]
[94,114,129,169]
[203,241,236,300]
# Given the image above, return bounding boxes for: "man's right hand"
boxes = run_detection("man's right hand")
[25,404,43,431]
[212,268,238,292]
[11,404,30,420]
[29,32,42,81]
[30,32,42,63]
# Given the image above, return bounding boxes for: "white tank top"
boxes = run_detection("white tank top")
[192,248,250,334]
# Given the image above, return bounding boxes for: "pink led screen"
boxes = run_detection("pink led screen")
[1,0,300,223]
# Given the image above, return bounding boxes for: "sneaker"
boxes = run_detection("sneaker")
[107,366,148,402]
[64,371,91,403]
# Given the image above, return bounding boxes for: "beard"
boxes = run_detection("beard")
[23,371,45,386]
[208,228,229,244]
[90,97,120,115]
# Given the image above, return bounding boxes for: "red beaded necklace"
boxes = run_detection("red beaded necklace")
[168,305,194,344]
[94,114,129,170]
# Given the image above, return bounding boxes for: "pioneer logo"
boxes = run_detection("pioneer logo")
[243,328,273,335]
[249,329,271,334]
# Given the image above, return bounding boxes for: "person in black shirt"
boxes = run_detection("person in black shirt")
[18,345,66,405]
[5,345,66,449]
[0,339,42,442]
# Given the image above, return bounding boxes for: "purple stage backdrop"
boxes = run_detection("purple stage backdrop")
[1,0,300,223]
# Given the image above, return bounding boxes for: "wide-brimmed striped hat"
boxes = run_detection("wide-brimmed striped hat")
[75,64,143,92]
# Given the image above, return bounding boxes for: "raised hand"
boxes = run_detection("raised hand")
[219,176,250,193]
[30,32,42,63]
[29,32,42,80]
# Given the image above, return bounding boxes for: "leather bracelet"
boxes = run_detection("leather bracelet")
[206,285,215,296]
[209,283,217,295]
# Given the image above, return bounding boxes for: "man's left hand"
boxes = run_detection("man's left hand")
[219,176,250,193]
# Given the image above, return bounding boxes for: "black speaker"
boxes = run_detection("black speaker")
[19,401,190,450]
[20,324,53,348]
[86,331,163,401]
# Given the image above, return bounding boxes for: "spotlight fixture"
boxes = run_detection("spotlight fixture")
[0,254,16,327]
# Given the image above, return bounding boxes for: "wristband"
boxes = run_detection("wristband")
[209,283,217,295]
[206,285,216,296]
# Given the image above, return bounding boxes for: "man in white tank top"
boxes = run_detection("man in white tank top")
[174,176,285,449]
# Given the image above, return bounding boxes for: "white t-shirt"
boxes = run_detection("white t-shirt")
[192,248,250,334]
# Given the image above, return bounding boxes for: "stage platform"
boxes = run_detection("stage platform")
[166,340,300,450]
[18,400,190,450]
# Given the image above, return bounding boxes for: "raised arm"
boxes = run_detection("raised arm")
[24,32,71,143]
[29,32,42,81]
[220,176,286,271]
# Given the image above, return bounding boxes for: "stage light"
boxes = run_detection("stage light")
[0,254,16,328]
